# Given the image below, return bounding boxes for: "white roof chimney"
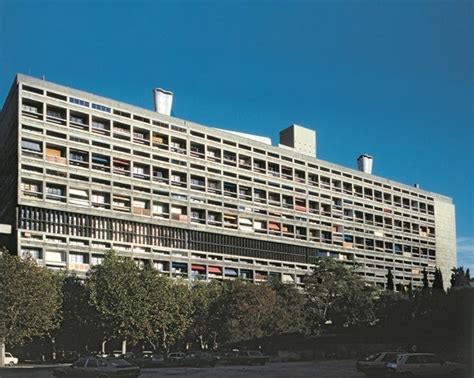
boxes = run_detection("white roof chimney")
[153,88,173,116]
[357,154,373,174]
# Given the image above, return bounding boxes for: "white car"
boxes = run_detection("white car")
[5,352,19,366]
[386,353,466,377]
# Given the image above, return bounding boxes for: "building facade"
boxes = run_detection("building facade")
[0,74,456,287]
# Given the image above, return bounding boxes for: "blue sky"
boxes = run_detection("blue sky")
[1,0,472,272]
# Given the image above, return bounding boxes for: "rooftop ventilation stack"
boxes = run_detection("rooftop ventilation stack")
[279,124,316,157]
[153,88,173,116]
[357,154,373,174]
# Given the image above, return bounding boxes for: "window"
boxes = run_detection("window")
[46,185,65,196]
[21,247,42,260]
[91,255,103,265]
[46,184,66,202]
[92,193,108,204]
[69,253,86,264]
[92,103,111,113]
[69,188,89,206]
[91,154,109,165]
[71,116,83,124]
[21,139,42,154]
[70,150,88,162]
[70,97,90,107]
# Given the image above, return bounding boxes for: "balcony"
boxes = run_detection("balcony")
[153,171,169,184]
[91,118,110,135]
[132,207,151,216]
[238,217,253,232]
[207,182,222,195]
[207,148,221,163]
[190,144,205,159]
[45,145,66,165]
[133,167,150,181]
[207,213,222,227]
[171,174,187,188]
[91,155,110,172]
[223,214,238,229]
[191,210,206,224]
[21,139,42,158]
[268,221,281,234]
[70,111,89,131]
[22,100,43,120]
[170,139,186,155]
[69,151,89,168]
[21,181,42,199]
[152,133,169,150]
[171,212,188,222]
[69,188,90,207]
[113,123,131,140]
[223,152,237,166]
[46,185,66,203]
[46,106,67,125]
[153,202,169,219]
[133,129,150,145]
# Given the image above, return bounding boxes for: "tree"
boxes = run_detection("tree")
[86,251,149,353]
[187,280,222,349]
[209,280,278,346]
[140,264,193,352]
[450,267,471,288]
[303,258,375,334]
[267,278,306,335]
[375,291,413,334]
[0,248,62,366]
[55,275,105,354]
[422,268,429,289]
[432,268,444,292]
[386,268,394,291]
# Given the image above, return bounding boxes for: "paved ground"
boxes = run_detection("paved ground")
[142,360,365,377]
[0,360,365,378]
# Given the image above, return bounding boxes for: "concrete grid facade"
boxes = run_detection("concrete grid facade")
[0,74,456,287]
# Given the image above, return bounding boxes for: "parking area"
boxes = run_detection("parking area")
[0,360,365,378]
[142,360,366,377]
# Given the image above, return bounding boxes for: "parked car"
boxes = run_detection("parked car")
[166,351,186,365]
[123,351,165,368]
[56,351,82,363]
[53,357,140,377]
[220,350,270,365]
[182,351,218,367]
[4,352,19,366]
[386,353,467,377]
[356,351,402,377]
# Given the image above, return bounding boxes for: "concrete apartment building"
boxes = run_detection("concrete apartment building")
[0,74,456,287]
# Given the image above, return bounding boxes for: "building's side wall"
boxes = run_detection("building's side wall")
[0,80,19,253]
[434,197,456,287]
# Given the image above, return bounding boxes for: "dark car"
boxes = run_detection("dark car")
[221,350,270,365]
[125,351,165,368]
[166,352,186,366]
[56,351,82,363]
[53,357,140,377]
[356,352,402,377]
[182,351,218,367]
